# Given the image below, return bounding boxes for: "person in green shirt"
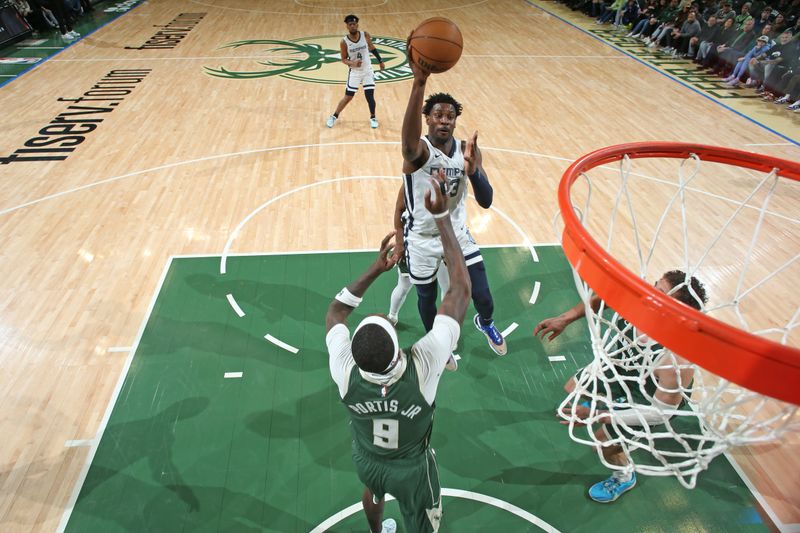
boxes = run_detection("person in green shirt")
[325,169,471,533]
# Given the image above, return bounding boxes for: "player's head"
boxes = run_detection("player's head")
[422,93,463,142]
[344,14,359,32]
[351,315,400,374]
[657,270,708,311]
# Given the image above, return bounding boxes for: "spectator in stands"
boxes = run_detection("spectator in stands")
[37,0,79,40]
[699,16,742,67]
[627,0,664,38]
[712,16,757,74]
[752,30,796,90]
[689,14,721,58]
[735,2,753,26]
[663,9,702,54]
[645,0,685,48]
[754,6,774,33]
[715,1,737,23]
[723,34,772,85]
[762,33,800,101]
[771,13,787,34]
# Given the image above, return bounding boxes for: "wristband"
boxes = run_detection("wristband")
[335,287,362,307]
[432,210,449,219]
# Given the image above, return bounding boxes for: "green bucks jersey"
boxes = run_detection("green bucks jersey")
[342,355,434,459]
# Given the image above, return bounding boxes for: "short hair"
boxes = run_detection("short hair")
[344,14,359,23]
[662,270,708,311]
[422,92,463,116]
[351,324,394,373]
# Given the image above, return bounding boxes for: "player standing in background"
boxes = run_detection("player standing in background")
[326,14,385,129]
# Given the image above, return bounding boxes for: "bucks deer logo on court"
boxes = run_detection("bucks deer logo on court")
[203,36,412,84]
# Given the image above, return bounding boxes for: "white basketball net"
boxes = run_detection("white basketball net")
[558,152,800,489]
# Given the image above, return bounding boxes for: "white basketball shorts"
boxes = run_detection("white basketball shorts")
[404,226,482,285]
[346,68,375,94]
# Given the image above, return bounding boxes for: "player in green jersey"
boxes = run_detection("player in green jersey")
[326,170,471,533]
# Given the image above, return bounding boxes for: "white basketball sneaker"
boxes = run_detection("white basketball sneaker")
[325,115,337,128]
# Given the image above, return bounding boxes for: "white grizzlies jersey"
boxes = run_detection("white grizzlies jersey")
[403,136,467,235]
[344,31,372,73]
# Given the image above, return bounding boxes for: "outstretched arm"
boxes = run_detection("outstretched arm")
[325,231,397,332]
[426,170,471,323]
[534,294,601,341]
[401,42,430,171]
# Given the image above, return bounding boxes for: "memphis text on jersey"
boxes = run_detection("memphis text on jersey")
[1,69,151,165]
[347,399,423,419]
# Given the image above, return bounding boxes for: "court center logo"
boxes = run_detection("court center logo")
[203,35,411,84]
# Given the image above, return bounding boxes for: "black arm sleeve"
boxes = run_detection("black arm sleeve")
[468,169,493,208]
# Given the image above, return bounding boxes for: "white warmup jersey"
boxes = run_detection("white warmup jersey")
[344,31,372,73]
[403,136,467,236]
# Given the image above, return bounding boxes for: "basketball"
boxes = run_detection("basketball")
[408,17,463,74]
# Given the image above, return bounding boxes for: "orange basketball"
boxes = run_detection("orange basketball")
[408,17,463,74]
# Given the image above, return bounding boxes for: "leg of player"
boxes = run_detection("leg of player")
[415,280,438,333]
[361,488,397,533]
[327,92,354,128]
[588,428,637,503]
[387,270,412,326]
[365,88,378,128]
[468,262,507,355]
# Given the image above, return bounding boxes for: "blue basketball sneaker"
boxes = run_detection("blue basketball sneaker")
[473,314,507,355]
[588,473,637,503]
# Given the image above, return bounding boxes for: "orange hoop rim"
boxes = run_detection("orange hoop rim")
[559,142,800,405]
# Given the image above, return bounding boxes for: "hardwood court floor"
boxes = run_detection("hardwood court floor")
[0,0,798,531]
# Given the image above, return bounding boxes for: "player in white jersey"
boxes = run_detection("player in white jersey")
[326,14,385,129]
[397,59,507,356]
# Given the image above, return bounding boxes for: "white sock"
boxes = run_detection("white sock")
[613,470,633,483]
[389,273,412,317]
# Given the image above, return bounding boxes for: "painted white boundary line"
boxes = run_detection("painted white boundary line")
[2,141,794,224]
[106,346,131,353]
[64,439,95,448]
[501,322,519,338]
[226,293,245,317]
[223,371,243,379]
[548,355,567,362]
[529,281,542,304]
[56,257,174,533]
[723,450,799,532]
[264,334,299,354]
[309,488,561,532]
[168,243,562,260]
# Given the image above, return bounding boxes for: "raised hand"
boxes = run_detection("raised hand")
[464,130,481,177]
[406,32,431,83]
[375,230,399,272]
[424,168,448,216]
